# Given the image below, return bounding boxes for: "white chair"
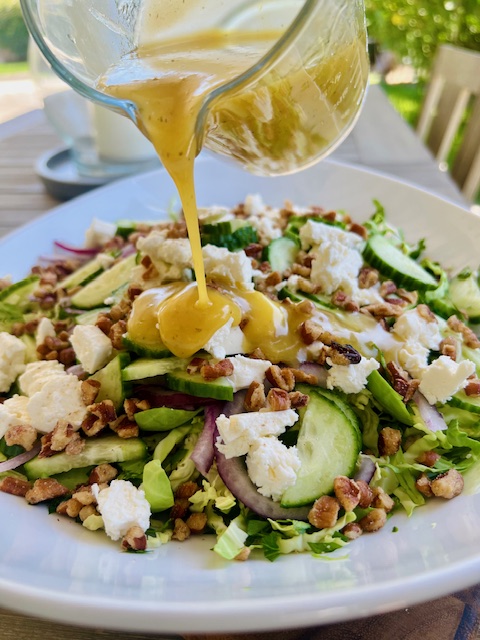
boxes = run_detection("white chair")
[416,44,480,202]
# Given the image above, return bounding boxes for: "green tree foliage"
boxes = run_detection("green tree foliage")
[0,0,28,61]
[366,0,480,76]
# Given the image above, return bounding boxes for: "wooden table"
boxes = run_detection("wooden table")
[0,85,477,640]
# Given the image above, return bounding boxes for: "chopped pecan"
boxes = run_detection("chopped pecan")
[349,222,368,239]
[170,498,190,520]
[440,336,458,361]
[65,432,86,456]
[95,313,113,335]
[0,476,31,497]
[186,512,208,534]
[296,277,318,294]
[341,522,363,540]
[465,379,480,396]
[122,526,147,551]
[378,427,402,457]
[361,301,405,318]
[359,508,387,532]
[266,365,295,391]
[417,303,436,322]
[89,463,118,485]
[234,547,251,561]
[58,347,76,367]
[266,387,291,411]
[72,486,96,506]
[172,518,191,541]
[244,381,266,412]
[81,379,101,406]
[249,348,267,360]
[82,400,116,436]
[175,482,200,500]
[200,359,234,381]
[289,368,319,385]
[4,424,37,451]
[333,476,361,512]
[109,415,139,438]
[166,221,188,239]
[331,290,359,312]
[447,315,480,349]
[296,299,315,316]
[109,299,131,323]
[415,473,434,497]
[358,267,379,289]
[416,450,441,467]
[395,289,418,305]
[265,271,283,287]
[50,420,76,452]
[328,342,362,366]
[127,284,144,301]
[386,361,420,402]
[58,497,83,518]
[38,432,55,458]
[187,357,208,374]
[291,263,311,278]
[109,319,127,350]
[308,495,340,529]
[379,281,397,297]
[25,478,69,504]
[79,505,98,522]
[431,469,464,499]
[288,391,309,408]
[124,397,151,421]
[243,243,263,259]
[371,487,395,512]
[356,479,374,508]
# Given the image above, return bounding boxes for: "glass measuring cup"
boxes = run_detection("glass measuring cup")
[21,0,369,176]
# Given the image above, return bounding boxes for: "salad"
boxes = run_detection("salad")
[1,195,480,562]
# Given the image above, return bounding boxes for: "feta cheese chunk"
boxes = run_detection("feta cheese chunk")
[326,356,380,394]
[70,324,113,374]
[398,340,430,378]
[299,220,363,251]
[246,437,301,501]
[419,356,476,405]
[203,245,253,289]
[137,232,193,283]
[202,318,246,359]
[0,332,26,393]
[35,317,56,347]
[0,395,30,439]
[92,479,151,542]
[216,409,298,458]
[84,218,117,248]
[225,355,272,391]
[393,308,442,351]
[19,360,65,396]
[309,243,363,295]
[27,374,88,433]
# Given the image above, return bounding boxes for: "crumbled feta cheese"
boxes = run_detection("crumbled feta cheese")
[137,232,193,283]
[84,218,117,248]
[398,340,430,378]
[96,252,116,270]
[27,374,88,433]
[299,220,363,251]
[35,317,56,347]
[244,194,266,216]
[326,356,380,394]
[18,360,65,396]
[0,332,26,393]
[216,409,298,458]
[246,437,301,501]
[249,215,282,243]
[70,325,113,374]
[202,245,253,289]
[393,308,442,351]
[92,479,151,541]
[202,318,246,359]
[309,243,363,295]
[225,355,272,391]
[419,356,476,405]
[0,395,30,439]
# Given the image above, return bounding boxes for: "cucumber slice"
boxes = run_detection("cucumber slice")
[448,272,480,323]
[24,435,147,480]
[280,388,362,507]
[89,353,131,412]
[135,407,199,431]
[447,390,480,414]
[363,234,438,291]
[123,333,171,359]
[165,370,234,401]
[277,287,334,310]
[70,253,137,309]
[202,223,258,251]
[60,258,104,291]
[0,276,40,310]
[75,308,110,326]
[263,236,299,273]
[122,357,188,382]
[366,370,413,425]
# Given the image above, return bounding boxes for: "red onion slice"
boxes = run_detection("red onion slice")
[413,391,448,432]
[191,403,224,477]
[53,240,100,257]
[133,387,214,410]
[0,442,41,473]
[354,455,376,484]
[215,447,310,521]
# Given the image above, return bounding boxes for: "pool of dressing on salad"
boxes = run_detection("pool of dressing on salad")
[99,28,368,360]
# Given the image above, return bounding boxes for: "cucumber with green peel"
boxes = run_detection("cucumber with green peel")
[123,333,171,359]
[89,353,131,411]
[122,357,188,382]
[201,223,258,251]
[277,287,334,310]
[135,407,200,431]
[165,370,234,401]
[367,369,414,425]
[0,276,40,310]
[448,272,480,323]
[448,390,480,414]
[60,257,105,290]
[70,253,137,309]
[263,236,299,273]
[363,234,438,291]
[24,435,147,480]
[202,219,249,236]
[280,387,362,508]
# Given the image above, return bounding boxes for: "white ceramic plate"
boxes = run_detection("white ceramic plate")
[1,158,479,636]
